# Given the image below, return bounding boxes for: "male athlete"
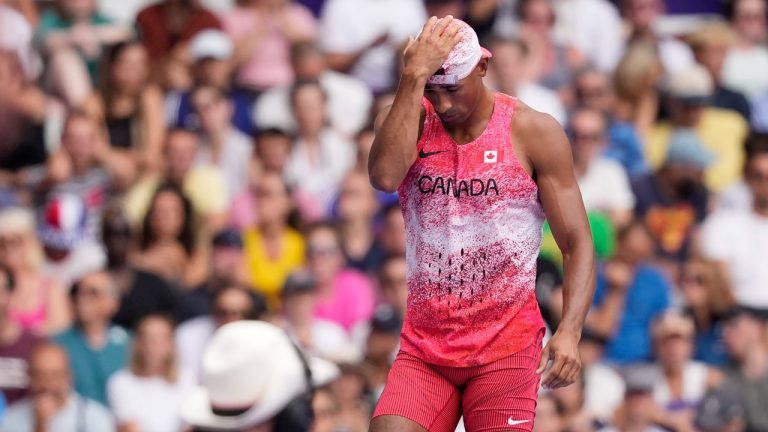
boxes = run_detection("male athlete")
[368,16,596,432]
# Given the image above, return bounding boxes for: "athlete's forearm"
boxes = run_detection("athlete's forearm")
[556,237,596,337]
[368,73,425,192]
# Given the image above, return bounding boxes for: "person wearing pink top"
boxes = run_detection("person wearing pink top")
[222,0,317,91]
[305,222,375,333]
[368,17,596,432]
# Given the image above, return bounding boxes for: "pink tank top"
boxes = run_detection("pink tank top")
[397,93,546,366]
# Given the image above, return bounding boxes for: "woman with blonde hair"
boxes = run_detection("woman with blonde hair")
[107,314,194,432]
[0,207,71,335]
[679,256,736,366]
[612,40,664,139]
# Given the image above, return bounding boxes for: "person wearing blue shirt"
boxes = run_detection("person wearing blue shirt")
[587,221,672,364]
[53,271,130,406]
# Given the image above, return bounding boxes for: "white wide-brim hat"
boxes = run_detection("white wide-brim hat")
[180,321,339,430]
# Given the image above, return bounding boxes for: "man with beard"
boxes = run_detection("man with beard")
[631,129,712,262]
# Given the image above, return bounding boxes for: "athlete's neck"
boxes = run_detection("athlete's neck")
[441,89,495,145]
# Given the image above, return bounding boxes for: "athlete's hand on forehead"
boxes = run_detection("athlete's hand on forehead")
[402,16,463,81]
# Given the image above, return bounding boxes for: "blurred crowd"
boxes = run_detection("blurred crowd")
[0,0,767,431]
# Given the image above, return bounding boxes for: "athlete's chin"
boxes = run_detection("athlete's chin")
[439,113,465,124]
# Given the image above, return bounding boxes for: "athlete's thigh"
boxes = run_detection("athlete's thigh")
[372,351,462,432]
[461,342,542,432]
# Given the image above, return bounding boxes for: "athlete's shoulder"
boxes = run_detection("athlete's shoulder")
[510,100,563,138]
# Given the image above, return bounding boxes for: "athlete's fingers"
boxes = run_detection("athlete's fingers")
[403,36,416,56]
[535,345,551,375]
[431,15,454,40]
[419,16,438,40]
[443,21,462,40]
[542,352,567,389]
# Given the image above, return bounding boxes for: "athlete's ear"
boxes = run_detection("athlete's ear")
[476,58,489,77]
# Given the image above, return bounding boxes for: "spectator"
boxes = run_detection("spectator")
[222,0,317,92]
[378,203,406,257]
[693,384,746,432]
[700,137,768,311]
[602,366,667,432]
[243,172,305,307]
[488,37,567,125]
[722,0,768,99]
[686,23,752,123]
[578,329,625,423]
[284,80,355,217]
[101,203,177,330]
[0,342,115,432]
[191,85,253,199]
[678,257,735,366]
[83,41,166,170]
[377,255,408,318]
[0,263,42,405]
[721,306,768,432]
[550,373,601,432]
[361,304,402,401]
[176,229,249,322]
[533,393,567,432]
[647,64,749,193]
[305,222,375,334]
[135,0,221,63]
[131,182,209,288]
[107,314,194,432]
[631,130,712,263]
[123,128,229,231]
[611,40,663,139]
[33,112,136,242]
[173,29,257,137]
[312,387,343,432]
[53,270,129,406]
[36,0,132,106]
[176,285,265,380]
[620,0,694,74]
[328,362,371,432]
[179,321,339,431]
[353,126,374,174]
[227,150,265,231]
[569,106,635,227]
[274,270,352,359]
[650,311,723,415]
[516,0,582,99]
[255,41,373,138]
[553,0,623,72]
[574,67,647,176]
[588,220,671,364]
[38,194,106,288]
[336,172,383,273]
[0,207,70,336]
[318,0,426,92]
[255,127,292,175]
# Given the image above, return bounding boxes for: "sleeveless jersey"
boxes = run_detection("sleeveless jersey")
[397,92,546,366]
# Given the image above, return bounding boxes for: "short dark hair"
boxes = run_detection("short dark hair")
[745,132,768,165]
[0,263,14,293]
[212,285,267,320]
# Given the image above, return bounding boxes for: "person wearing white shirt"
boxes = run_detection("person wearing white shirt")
[107,315,194,432]
[553,0,624,72]
[255,41,373,138]
[319,0,427,92]
[570,107,635,226]
[488,37,568,125]
[701,135,768,311]
[284,80,355,216]
[191,85,253,200]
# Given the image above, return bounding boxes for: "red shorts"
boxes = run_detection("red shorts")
[373,332,544,432]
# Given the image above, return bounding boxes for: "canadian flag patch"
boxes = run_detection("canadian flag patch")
[484,150,498,163]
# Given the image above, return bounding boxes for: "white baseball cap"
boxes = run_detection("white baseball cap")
[426,19,492,86]
[189,29,234,62]
[180,321,339,430]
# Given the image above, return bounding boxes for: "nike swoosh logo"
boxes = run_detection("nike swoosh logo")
[508,418,530,426]
[419,149,448,158]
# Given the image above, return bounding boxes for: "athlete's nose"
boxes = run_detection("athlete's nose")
[433,94,452,115]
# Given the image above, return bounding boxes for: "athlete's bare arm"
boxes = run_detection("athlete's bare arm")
[368,16,462,193]
[513,103,597,389]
